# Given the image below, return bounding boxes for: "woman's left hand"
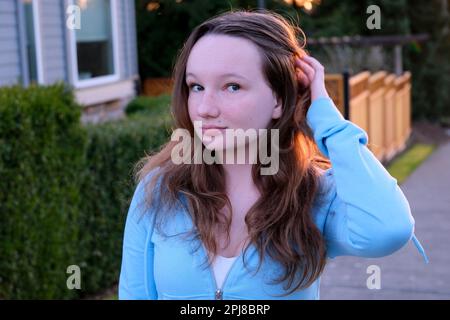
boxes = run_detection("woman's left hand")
[295,54,330,102]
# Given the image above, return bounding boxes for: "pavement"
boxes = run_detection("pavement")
[320,139,450,300]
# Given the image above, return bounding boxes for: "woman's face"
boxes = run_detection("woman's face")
[186,34,282,151]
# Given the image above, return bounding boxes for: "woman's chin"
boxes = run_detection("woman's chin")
[201,135,224,150]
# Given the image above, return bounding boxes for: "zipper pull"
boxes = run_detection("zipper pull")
[215,289,223,300]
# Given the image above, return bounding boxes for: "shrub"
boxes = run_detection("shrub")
[78,112,172,295]
[125,94,172,117]
[0,83,86,299]
[0,84,172,299]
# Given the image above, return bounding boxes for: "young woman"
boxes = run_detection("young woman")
[119,10,427,300]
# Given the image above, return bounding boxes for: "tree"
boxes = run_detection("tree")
[135,0,243,78]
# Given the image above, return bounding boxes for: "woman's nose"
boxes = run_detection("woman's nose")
[197,91,220,118]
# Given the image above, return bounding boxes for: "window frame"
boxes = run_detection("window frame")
[19,0,45,85]
[67,0,120,88]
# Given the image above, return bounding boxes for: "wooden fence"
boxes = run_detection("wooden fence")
[143,78,174,97]
[326,71,412,162]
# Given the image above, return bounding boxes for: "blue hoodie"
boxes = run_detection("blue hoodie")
[118,97,428,300]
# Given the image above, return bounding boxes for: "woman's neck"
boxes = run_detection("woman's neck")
[222,163,253,188]
[215,144,259,194]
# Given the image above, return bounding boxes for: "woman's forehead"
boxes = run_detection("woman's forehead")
[186,35,263,80]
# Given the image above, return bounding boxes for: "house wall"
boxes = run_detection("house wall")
[119,0,138,79]
[43,0,139,86]
[0,1,22,86]
[40,0,68,84]
[0,0,139,121]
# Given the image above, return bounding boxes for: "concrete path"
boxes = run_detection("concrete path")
[320,141,450,299]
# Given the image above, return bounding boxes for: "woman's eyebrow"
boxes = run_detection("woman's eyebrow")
[186,72,248,80]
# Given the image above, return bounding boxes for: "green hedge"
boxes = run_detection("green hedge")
[0,84,172,299]
[125,94,172,117]
[78,109,172,296]
[0,83,86,299]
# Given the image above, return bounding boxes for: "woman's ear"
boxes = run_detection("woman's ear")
[272,97,282,119]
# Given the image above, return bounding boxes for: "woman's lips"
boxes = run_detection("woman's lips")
[201,126,227,135]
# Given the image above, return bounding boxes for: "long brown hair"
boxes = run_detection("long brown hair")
[134,9,332,296]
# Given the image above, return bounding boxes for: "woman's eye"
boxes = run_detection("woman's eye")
[188,84,203,92]
[227,84,240,92]
[187,83,240,93]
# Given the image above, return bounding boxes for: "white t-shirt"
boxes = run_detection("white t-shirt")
[211,255,238,289]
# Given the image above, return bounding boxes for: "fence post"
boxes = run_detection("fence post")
[343,70,350,120]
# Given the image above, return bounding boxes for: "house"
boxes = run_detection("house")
[0,0,139,123]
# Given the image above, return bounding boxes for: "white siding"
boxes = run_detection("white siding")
[39,0,68,83]
[0,0,21,86]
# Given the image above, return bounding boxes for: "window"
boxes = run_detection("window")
[69,0,119,87]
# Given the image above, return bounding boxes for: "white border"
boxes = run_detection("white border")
[31,0,44,84]
[67,0,120,88]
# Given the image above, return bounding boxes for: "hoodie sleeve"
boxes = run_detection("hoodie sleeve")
[118,174,158,300]
[307,97,428,262]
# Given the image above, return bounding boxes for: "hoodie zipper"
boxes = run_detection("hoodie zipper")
[214,256,240,300]
[180,199,245,300]
[200,242,241,300]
